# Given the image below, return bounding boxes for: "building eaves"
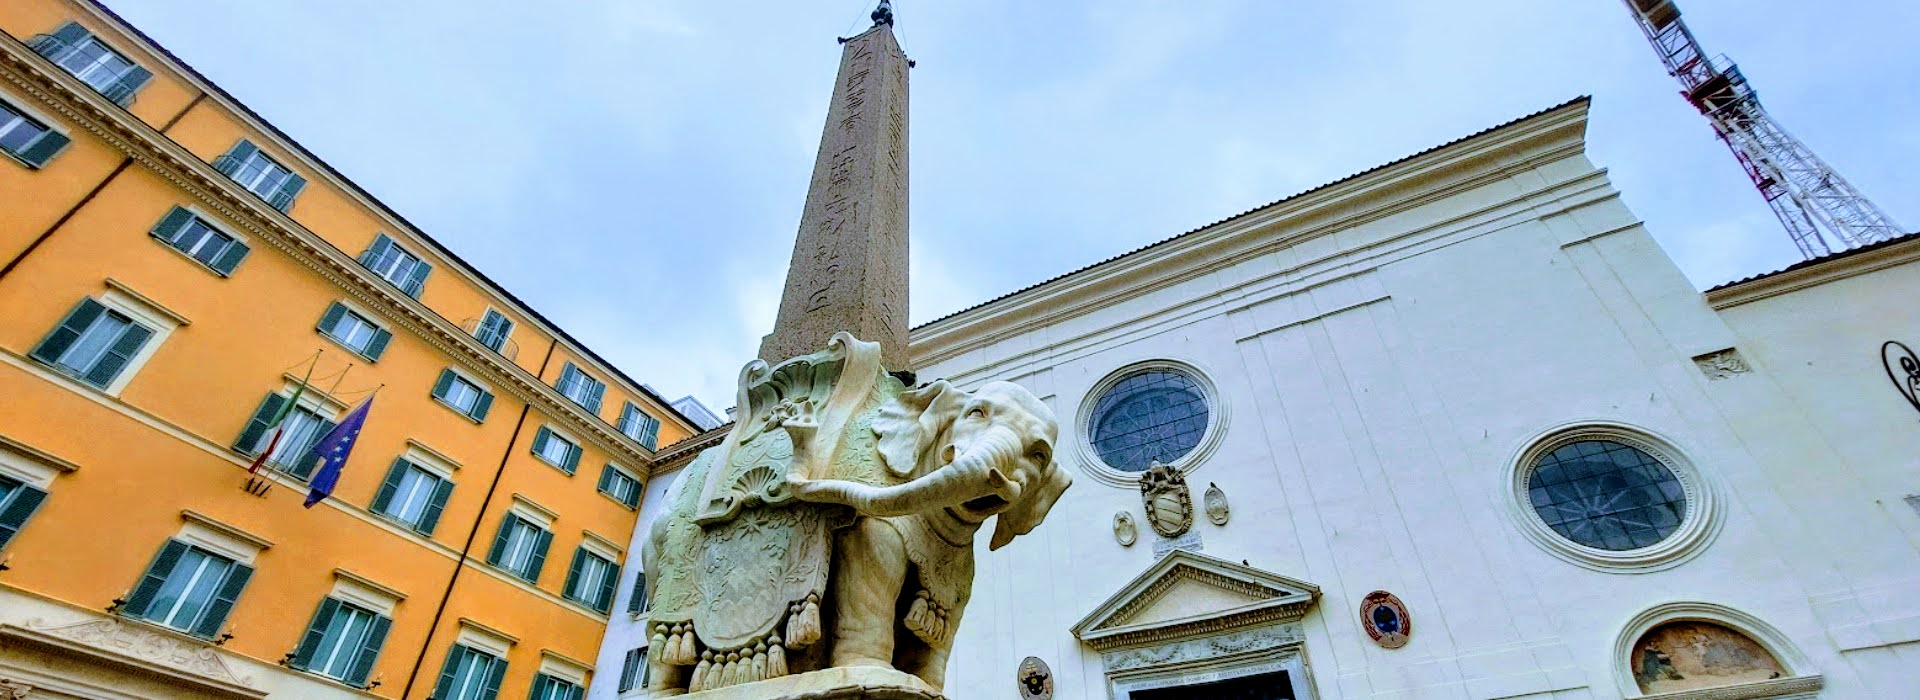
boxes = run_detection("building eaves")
[1706,230,1920,293]
[911,96,1593,332]
[79,0,697,431]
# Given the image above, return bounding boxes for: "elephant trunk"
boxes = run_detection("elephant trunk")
[795,426,1023,517]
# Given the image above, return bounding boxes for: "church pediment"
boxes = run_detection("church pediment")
[1072,550,1319,651]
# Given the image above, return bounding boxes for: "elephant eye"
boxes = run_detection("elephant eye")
[967,408,986,419]
[1030,450,1050,464]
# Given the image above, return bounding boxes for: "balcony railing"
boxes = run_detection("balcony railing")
[461,317,520,361]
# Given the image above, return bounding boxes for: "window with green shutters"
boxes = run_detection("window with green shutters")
[627,571,648,614]
[370,458,452,535]
[432,369,493,422]
[150,206,250,276]
[529,673,584,700]
[618,646,648,692]
[529,426,581,474]
[555,363,605,414]
[28,22,152,105]
[0,98,68,169]
[486,514,551,583]
[288,598,390,687]
[357,234,431,298]
[233,393,337,479]
[212,139,306,212]
[434,644,506,700]
[0,475,50,553]
[617,403,662,451]
[597,464,641,509]
[562,546,619,613]
[474,309,514,353]
[316,302,391,361]
[122,540,252,639]
[30,298,155,389]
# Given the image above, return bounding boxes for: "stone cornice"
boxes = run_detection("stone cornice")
[910,100,1592,369]
[1704,234,1920,310]
[0,621,266,699]
[0,34,661,468]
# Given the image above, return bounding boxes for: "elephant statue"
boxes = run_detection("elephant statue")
[640,334,1072,696]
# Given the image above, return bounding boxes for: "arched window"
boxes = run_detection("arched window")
[1613,603,1822,699]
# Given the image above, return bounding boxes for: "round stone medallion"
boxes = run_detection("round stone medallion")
[1360,590,1411,649]
[1017,656,1053,699]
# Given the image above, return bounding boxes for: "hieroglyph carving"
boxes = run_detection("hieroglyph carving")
[644,333,1072,695]
[27,618,253,686]
[1100,624,1306,672]
[1140,462,1193,538]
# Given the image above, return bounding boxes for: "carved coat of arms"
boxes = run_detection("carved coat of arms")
[1139,462,1192,538]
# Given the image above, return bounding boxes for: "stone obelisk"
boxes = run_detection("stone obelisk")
[759,1,911,370]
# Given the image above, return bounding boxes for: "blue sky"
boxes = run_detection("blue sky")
[104,0,1920,412]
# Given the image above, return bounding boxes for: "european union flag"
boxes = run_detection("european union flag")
[304,396,374,508]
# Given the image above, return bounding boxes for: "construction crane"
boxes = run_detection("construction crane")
[1622,0,1905,258]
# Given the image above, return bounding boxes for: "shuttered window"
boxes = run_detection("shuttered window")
[555,363,605,414]
[370,459,453,535]
[28,22,152,105]
[618,646,648,692]
[627,571,648,614]
[288,598,390,687]
[597,464,641,509]
[562,547,619,613]
[316,302,391,360]
[617,403,661,451]
[123,540,252,639]
[530,673,584,700]
[474,309,513,353]
[0,475,50,553]
[233,393,337,479]
[30,298,155,389]
[0,99,68,168]
[431,369,493,422]
[357,234,431,298]
[148,206,250,276]
[212,139,306,211]
[486,514,551,582]
[433,645,506,700]
[529,426,581,474]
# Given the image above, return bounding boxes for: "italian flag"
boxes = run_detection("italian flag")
[247,366,313,474]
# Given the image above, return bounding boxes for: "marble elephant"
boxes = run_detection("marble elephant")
[640,335,1071,696]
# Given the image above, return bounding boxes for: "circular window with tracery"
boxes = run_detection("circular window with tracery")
[1507,423,1721,573]
[1087,369,1209,473]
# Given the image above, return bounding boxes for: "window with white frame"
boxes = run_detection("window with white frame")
[474,309,513,353]
[29,22,151,104]
[529,673,584,700]
[529,426,581,473]
[123,540,252,638]
[289,598,390,687]
[149,207,250,275]
[317,302,389,359]
[618,646,648,692]
[0,474,50,553]
[617,402,662,450]
[30,298,156,389]
[431,369,493,422]
[213,140,304,210]
[233,392,338,479]
[555,363,605,413]
[433,644,505,700]
[0,99,67,168]
[371,458,452,534]
[357,234,432,298]
[563,544,619,613]
[487,512,551,582]
[598,464,642,509]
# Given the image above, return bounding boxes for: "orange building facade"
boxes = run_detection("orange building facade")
[0,1,698,698]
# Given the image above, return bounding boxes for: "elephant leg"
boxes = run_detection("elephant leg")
[646,657,686,694]
[898,631,954,689]
[830,517,908,669]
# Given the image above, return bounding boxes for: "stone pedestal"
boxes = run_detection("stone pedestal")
[673,666,944,700]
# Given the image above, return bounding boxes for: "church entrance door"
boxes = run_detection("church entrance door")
[1129,670,1297,700]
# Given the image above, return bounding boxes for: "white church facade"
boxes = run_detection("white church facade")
[592,96,1920,699]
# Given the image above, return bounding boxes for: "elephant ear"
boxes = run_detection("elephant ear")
[990,461,1073,551]
[873,380,965,478]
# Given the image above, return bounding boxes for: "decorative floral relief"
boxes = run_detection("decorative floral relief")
[1101,624,1304,672]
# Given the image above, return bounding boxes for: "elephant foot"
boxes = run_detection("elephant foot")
[831,655,896,670]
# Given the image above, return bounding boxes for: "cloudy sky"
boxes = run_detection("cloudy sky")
[105,0,1919,411]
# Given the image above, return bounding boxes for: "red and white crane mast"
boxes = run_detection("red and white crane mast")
[1622,0,1904,258]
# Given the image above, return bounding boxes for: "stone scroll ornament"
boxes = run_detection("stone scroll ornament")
[1359,590,1411,649]
[643,333,1074,696]
[1884,341,1920,417]
[1139,461,1193,538]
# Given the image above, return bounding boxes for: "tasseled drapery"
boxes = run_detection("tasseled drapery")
[690,651,713,692]
[766,634,789,678]
[785,592,823,648]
